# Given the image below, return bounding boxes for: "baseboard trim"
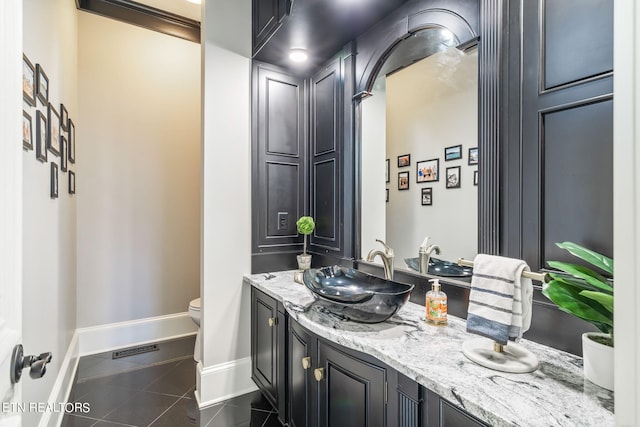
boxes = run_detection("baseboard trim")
[39,332,79,427]
[196,357,258,408]
[77,312,197,356]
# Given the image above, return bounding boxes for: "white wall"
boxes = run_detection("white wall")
[76,12,201,328]
[385,48,478,265]
[360,90,387,256]
[21,0,77,425]
[613,0,640,423]
[198,0,254,406]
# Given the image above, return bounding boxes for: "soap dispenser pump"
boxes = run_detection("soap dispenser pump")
[426,279,447,325]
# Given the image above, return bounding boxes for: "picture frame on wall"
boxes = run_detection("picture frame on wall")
[398,171,410,190]
[444,144,462,161]
[446,166,461,189]
[51,162,58,199]
[68,119,76,163]
[397,154,410,168]
[60,136,68,172]
[60,104,69,131]
[36,110,47,162]
[23,54,36,106]
[47,103,60,156]
[36,64,49,105]
[69,171,76,195]
[468,147,478,165]
[416,158,439,183]
[23,111,33,151]
[385,159,390,183]
[421,187,433,206]
[474,170,478,186]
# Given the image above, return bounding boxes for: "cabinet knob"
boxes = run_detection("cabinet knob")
[268,317,277,327]
[314,367,325,381]
[301,356,311,370]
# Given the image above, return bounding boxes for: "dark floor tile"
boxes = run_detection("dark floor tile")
[145,359,196,396]
[68,384,134,419]
[101,362,178,391]
[148,397,199,426]
[262,412,285,427]
[60,414,101,427]
[223,390,274,412]
[131,336,196,365]
[206,405,271,427]
[77,355,141,381]
[198,403,224,426]
[93,421,138,427]
[101,390,179,426]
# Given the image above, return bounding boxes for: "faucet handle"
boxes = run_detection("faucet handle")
[375,239,394,257]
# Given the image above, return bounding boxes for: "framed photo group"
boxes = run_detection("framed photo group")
[23,53,76,199]
[385,144,478,206]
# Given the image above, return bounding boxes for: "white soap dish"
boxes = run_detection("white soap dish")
[462,337,539,373]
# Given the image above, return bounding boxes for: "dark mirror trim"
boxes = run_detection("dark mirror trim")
[76,0,201,44]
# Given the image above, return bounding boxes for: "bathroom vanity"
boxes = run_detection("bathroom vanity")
[247,271,614,427]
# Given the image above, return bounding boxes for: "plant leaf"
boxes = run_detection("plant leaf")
[546,261,613,293]
[579,290,614,313]
[556,242,613,275]
[548,273,603,293]
[542,280,613,334]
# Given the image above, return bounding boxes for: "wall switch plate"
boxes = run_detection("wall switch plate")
[277,212,289,230]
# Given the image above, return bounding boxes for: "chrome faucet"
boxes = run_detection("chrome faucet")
[419,236,440,274]
[366,239,395,280]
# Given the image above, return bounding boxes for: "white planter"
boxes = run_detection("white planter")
[297,254,312,270]
[582,332,613,391]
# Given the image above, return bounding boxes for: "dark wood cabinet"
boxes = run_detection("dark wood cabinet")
[424,389,488,427]
[289,318,315,427]
[250,287,287,422]
[317,340,387,427]
[252,0,290,55]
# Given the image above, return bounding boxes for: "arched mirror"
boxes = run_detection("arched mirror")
[359,27,479,282]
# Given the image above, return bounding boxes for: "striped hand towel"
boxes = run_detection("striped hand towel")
[466,254,533,345]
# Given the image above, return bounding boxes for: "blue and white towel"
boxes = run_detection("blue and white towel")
[466,254,533,345]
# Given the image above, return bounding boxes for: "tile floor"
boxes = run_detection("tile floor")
[61,336,282,427]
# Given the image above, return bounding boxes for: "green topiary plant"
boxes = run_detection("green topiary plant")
[296,216,315,256]
[542,242,614,347]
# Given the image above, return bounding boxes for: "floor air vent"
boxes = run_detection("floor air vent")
[112,344,159,359]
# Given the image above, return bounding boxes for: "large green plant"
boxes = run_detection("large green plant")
[542,242,614,346]
[296,216,315,256]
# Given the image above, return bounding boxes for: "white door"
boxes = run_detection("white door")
[0,1,24,426]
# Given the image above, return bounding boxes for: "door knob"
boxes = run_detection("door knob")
[314,367,325,381]
[10,345,53,384]
[268,317,277,327]
[301,356,311,370]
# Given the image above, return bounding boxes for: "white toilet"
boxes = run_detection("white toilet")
[188,298,201,362]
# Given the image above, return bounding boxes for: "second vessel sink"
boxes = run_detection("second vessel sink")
[302,266,414,323]
[404,257,473,277]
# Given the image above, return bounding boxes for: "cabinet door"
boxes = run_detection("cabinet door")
[289,319,315,427]
[317,341,387,427]
[424,389,488,427]
[251,288,280,409]
[252,0,289,54]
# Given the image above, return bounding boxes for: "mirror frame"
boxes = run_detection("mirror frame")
[353,1,503,270]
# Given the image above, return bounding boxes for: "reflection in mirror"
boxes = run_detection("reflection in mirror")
[360,28,478,280]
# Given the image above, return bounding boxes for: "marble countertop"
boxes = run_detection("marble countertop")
[245,270,614,427]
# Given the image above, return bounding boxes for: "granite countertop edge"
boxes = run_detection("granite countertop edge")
[244,271,614,427]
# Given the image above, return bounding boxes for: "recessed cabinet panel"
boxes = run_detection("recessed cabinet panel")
[266,162,299,237]
[289,322,314,427]
[318,341,386,427]
[543,0,613,90]
[313,71,338,155]
[542,98,613,264]
[256,300,275,382]
[440,399,487,427]
[267,78,300,156]
[314,160,337,242]
[251,288,279,409]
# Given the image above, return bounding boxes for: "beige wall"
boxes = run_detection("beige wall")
[385,48,478,265]
[22,0,78,424]
[76,12,201,328]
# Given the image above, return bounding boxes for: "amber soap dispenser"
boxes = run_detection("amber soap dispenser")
[425,279,447,325]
